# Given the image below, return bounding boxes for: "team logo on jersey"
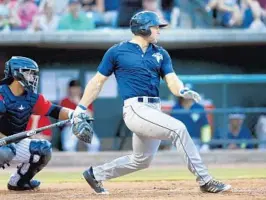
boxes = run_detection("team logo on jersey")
[152,52,163,63]
[18,105,25,111]
[191,113,200,122]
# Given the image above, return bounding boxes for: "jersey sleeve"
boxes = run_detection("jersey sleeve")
[32,94,52,116]
[97,45,116,76]
[160,49,174,78]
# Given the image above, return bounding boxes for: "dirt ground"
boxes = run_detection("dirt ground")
[0,179,266,200]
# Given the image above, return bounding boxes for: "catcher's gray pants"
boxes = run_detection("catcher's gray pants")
[93,97,212,186]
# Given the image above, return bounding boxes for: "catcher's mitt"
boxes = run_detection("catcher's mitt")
[72,113,94,144]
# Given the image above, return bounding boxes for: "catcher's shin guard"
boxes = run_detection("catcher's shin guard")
[12,140,52,189]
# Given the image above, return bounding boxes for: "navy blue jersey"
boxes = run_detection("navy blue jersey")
[0,84,52,136]
[98,41,174,100]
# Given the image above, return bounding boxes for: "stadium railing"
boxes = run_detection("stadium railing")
[168,74,266,149]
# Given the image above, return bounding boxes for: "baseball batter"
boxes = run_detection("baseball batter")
[73,11,231,194]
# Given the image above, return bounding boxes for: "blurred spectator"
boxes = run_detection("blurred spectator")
[29,0,59,32]
[216,0,242,27]
[60,80,100,152]
[0,4,11,31]
[0,1,21,31]
[7,0,18,9]
[80,0,104,27]
[81,0,104,12]
[103,0,119,27]
[142,0,168,24]
[17,0,39,30]
[57,0,95,30]
[80,0,119,27]
[226,113,253,149]
[171,84,212,152]
[199,94,215,136]
[117,0,142,27]
[34,0,42,6]
[161,0,180,28]
[202,0,242,27]
[257,0,266,8]
[240,0,266,30]
[26,115,53,141]
[255,114,266,149]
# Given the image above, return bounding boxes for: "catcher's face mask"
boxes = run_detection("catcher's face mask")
[16,68,39,93]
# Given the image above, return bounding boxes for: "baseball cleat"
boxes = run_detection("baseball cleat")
[83,167,109,194]
[200,179,231,193]
[8,180,41,191]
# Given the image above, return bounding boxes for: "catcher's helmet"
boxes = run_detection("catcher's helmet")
[2,56,39,93]
[130,11,168,37]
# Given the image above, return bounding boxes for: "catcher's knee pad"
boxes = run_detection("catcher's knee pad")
[0,144,16,169]
[131,153,154,169]
[17,140,52,186]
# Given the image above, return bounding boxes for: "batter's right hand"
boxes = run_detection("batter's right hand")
[179,88,201,103]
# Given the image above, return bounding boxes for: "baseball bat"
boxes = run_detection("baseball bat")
[0,119,71,147]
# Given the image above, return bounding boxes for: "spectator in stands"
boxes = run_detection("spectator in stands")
[34,0,42,6]
[117,0,142,27]
[0,4,11,31]
[215,0,242,27]
[226,112,253,149]
[80,0,119,28]
[240,0,266,30]
[28,0,59,32]
[161,0,180,28]
[60,79,100,152]
[142,0,165,20]
[255,114,266,149]
[26,115,53,141]
[0,0,21,31]
[171,84,212,152]
[80,0,104,27]
[202,0,242,27]
[57,0,95,30]
[17,0,39,30]
[199,93,215,136]
[102,0,119,27]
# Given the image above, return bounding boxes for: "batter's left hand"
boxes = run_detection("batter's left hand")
[71,105,94,144]
[179,88,201,103]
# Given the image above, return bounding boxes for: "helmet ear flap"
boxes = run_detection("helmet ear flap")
[138,24,151,37]
[12,69,23,81]
[139,27,151,37]
[4,61,12,78]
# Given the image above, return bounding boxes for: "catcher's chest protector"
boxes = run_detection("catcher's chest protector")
[0,84,38,136]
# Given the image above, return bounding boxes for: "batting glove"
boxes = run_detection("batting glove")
[179,88,201,103]
[72,104,89,124]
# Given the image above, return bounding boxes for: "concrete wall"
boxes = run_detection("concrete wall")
[48,150,266,167]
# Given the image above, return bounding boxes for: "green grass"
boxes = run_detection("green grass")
[1,167,265,186]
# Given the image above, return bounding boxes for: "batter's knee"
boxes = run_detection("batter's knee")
[131,153,154,169]
[170,122,189,143]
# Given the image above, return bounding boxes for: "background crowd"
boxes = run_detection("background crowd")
[0,0,266,32]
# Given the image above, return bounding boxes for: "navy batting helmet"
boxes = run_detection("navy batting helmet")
[130,11,168,37]
[2,56,39,93]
